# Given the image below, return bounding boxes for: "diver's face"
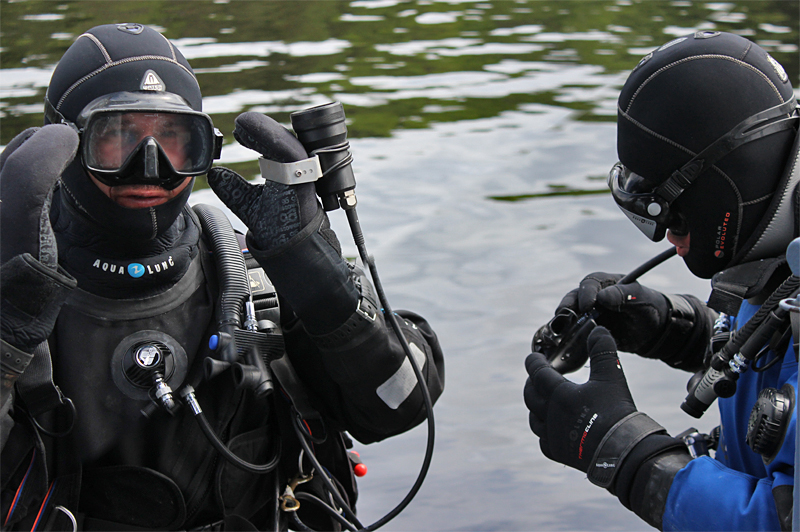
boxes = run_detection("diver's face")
[88,113,194,208]
[89,172,193,209]
[667,230,691,257]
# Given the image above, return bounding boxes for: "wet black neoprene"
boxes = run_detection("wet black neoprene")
[557,272,716,370]
[525,327,691,529]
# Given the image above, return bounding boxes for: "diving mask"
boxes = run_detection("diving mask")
[59,91,223,189]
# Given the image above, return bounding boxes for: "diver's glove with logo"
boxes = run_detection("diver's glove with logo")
[0,126,78,409]
[207,111,318,251]
[556,272,713,370]
[524,327,691,529]
[207,112,358,336]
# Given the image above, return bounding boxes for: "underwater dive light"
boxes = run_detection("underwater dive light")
[290,102,357,212]
[289,102,437,531]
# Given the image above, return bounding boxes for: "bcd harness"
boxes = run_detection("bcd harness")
[2,204,359,531]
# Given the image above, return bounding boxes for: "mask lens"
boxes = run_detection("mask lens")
[608,163,652,195]
[83,111,213,175]
[608,163,671,242]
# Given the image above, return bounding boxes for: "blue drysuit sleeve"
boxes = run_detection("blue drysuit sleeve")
[662,301,797,531]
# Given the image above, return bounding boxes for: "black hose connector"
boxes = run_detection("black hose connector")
[233,346,274,398]
[681,276,799,418]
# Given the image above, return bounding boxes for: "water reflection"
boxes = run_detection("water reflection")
[1,1,797,530]
[3,1,797,149]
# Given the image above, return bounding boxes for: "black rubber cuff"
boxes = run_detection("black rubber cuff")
[587,412,668,488]
[627,448,692,529]
[643,294,713,371]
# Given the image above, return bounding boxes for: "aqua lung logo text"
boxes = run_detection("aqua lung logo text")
[129,264,145,278]
[92,256,175,278]
[714,212,731,258]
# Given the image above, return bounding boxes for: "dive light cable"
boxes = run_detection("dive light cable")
[286,203,437,532]
[345,205,436,531]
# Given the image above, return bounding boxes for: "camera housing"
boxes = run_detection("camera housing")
[531,308,597,374]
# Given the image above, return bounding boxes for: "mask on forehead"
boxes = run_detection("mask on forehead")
[614,31,798,279]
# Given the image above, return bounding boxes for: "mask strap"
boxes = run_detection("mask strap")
[656,99,799,204]
[43,98,77,132]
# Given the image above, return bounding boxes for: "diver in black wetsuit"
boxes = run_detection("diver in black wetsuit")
[1,23,443,531]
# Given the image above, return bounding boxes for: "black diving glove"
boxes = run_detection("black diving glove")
[524,327,691,529]
[207,111,319,251]
[0,126,79,411]
[556,272,712,370]
[207,112,359,336]
[0,126,79,351]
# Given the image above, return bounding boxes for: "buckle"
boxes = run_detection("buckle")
[356,297,377,321]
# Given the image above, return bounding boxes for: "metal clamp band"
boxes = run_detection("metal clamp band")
[258,155,323,185]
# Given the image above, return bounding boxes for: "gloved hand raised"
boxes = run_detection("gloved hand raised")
[0,126,78,353]
[555,272,711,370]
[556,272,670,355]
[208,112,358,336]
[1,125,78,266]
[524,327,691,528]
[207,112,319,252]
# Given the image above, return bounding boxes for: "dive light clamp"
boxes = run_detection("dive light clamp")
[258,155,323,186]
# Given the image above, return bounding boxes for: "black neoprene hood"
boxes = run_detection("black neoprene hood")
[46,23,203,242]
[45,23,202,123]
[616,31,797,278]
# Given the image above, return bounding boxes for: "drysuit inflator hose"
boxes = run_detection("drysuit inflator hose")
[187,204,281,474]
